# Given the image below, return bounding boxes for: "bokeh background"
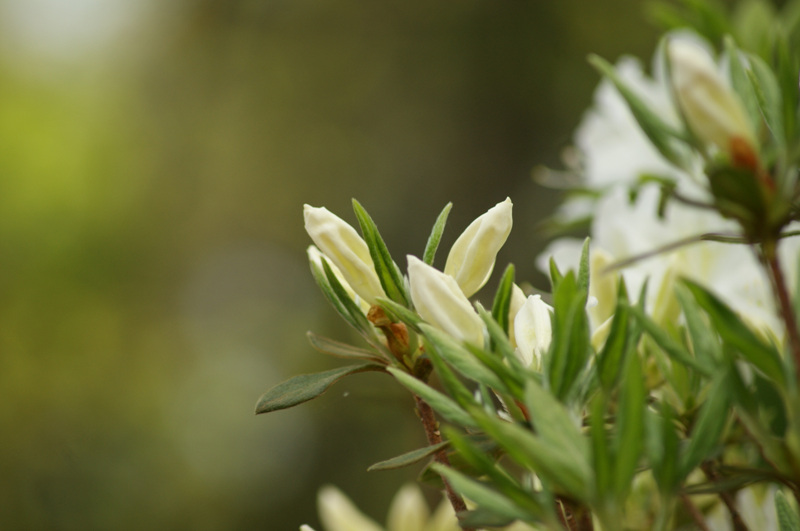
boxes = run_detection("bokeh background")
[0,0,659,529]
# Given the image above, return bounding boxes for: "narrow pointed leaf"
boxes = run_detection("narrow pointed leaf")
[683,279,784,385]
[613,351,645,498]
[255,363,384,414]
[577,238,591,294]
[306,332,385,362]
[420,324,508,392]
[491,264,516,334]
[629,305,712,376]
[589,54,687,167]
[777,490,800,531]
[431,464,538,522]
[352,199,409,305]
[423,202,453,266]
[367,441,449,471]
[387,368,478,428]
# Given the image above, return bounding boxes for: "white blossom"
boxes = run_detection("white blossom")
[444,198,513,297]
[407,255,484,346]
[304,204,385,305]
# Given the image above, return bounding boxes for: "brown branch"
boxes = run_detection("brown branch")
[680,494,711,531]
[413,394,473,531]
[701,462,749,531]
[762,243,800,382]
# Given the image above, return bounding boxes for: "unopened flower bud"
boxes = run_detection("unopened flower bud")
[444,198,513,297]
[304,204,384,305]
[513,295,553,369]
[407,255,484,345]
[667,39,757,162]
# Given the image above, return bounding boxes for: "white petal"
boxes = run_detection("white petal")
[386,484,429,531]
[444,198,513,297]
[408,255,484,345]
[304,205,385,304]
[317,485,383,531]
[513,295,553,368]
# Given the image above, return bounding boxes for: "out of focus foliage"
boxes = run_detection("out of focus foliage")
[0,0,656,529]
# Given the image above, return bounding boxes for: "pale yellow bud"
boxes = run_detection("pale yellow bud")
[317,485,383,531]
[304,205,384,305]
[444,198,513,297]
[407,255,484,345]
[513,294,553,368]
[668,39,756,157]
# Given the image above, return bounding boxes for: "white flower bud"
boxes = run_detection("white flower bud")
[304,204,384,305]
[317,486,383,531]
[667,39,756,157]
[386,484,429,531]
[513,295,553,368]
[307,245,370,312]
[507,283,529,349]
[444,197,513,297]
[407,255,484,345]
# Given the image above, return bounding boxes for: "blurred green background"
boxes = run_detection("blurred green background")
[0,0,658,529]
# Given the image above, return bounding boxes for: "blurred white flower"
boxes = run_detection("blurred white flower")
[407,255,484,346]
[304,205,385,305]
[300,483,462,531]
[540,45,800,339]
[445,198,513,297]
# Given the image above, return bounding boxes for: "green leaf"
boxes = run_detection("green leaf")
[309,256,362,332]
[646,402,681,494]
[597,282,631,391]
[424,342,476,408]
[747,52,786,150]
[367,441,450,471]
[387,368,478,429]
[477,304,529,378]
[420,324,509,392]
[376,297,423,331]
[674,283,721,375]
[683,279,785,386]
[491,264,516,335]
[613,350,645,498]
[470,406,591,501]
[524,380,590,464]
[549,257,564,292]
[629,304,713,376]
[423,202,453,266]
[680,372,731,476]
[589,54,688,167]
[306,331,385,362]
[577,237,591,295]
[724,36,763,140]
[590,395,613,500]
[445,428,553,519]
[777,490,800,531]
[351,199,409,306]
[431,463,539,522]
[547,272,591,400]
[255,363,384,414]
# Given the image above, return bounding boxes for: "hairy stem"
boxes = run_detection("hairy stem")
[413,394,473,530]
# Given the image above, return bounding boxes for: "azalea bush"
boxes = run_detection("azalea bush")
[257,0,800,529]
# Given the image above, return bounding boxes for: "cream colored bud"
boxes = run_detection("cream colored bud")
[307,246,371,312]
[317,485,383,531]
[407,255,484,345]
[667,39,756,156]
[513,295,553,368]
[386,484,430,531]
[304,204,384,305]
[444,197,513,297]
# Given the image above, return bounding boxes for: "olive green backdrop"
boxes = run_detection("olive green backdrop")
[0,0,660,529]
